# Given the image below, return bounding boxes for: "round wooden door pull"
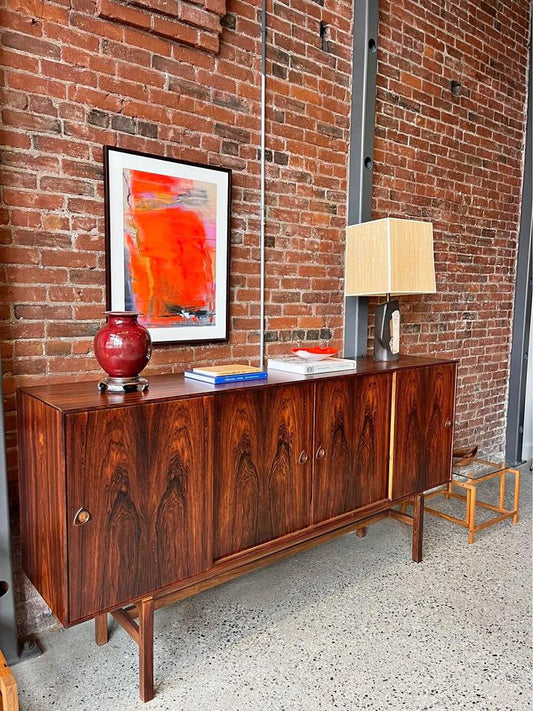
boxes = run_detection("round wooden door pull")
[298,450,309,464]
[315,446,326,459]
[73,508,92,525]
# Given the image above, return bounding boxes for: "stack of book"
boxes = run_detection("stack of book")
[267,356,357,374]
[184,364,268,385]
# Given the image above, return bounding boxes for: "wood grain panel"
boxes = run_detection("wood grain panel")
[312,374,391,523]
[263,385,313,539]
[390,364,456,500]
[214,384,313,559]
[66,398,211,622]
[17,392,68,624]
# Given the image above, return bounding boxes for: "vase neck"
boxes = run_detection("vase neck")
[106,311,139,324]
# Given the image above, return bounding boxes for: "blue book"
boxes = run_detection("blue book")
[184,370,268,385]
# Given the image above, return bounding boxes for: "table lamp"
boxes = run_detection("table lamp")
[345,217,436,361]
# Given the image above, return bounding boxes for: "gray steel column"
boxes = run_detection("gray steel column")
[344,0,379,358]
[0,359,19,662]
[506,9,532,462]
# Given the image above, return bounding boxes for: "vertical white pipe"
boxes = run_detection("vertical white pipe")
[259,0,266,370]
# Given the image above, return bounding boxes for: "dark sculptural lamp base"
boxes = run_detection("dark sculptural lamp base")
[98,376,150,393]
[373,299,400,362]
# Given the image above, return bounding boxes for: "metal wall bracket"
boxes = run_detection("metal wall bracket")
[343,0,379,358]
[506,8,532,462]
[0,360,19,663]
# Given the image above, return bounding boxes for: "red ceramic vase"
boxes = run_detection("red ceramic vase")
[94,311,152,378]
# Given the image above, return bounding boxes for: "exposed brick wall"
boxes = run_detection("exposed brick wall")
[261,0,351,344]
[0,0,529,636]
[373,0,530,454]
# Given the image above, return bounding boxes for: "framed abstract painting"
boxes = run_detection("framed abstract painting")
[104,146,231,344]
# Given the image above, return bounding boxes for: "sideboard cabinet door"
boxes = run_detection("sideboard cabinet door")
[312,373,392,523]
[390,364,456,500]
[213,384,313,560]
[66,398,211,622]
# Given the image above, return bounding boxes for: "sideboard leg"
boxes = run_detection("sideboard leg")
[95,613,108,646]
[139,597,154,703]
[412,494,424,563]
[356,526,367,538]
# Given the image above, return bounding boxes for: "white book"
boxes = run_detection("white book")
[267,356,357,375]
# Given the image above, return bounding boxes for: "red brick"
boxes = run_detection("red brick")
[96,0,151,30]
[1,31,60,59]
[2,109,61,133]
[151,14,199,44]
[179,3,221,32]
[6,71,67,99]
[0,49,39,73]
[3,190,65,210]
[205,0,227,14]
[70,10,125,41]
[121,25,171,56]
[32,135,91,159]
[132,0,180,16]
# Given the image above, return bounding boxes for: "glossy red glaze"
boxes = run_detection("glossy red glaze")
[94,312,152,378]
[291,346,338,356]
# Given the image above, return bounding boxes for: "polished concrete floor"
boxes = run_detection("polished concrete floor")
[13,465,532,711]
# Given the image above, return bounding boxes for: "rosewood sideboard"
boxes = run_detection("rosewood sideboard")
[17,355,457,701]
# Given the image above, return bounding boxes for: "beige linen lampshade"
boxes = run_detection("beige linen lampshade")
[345,217,436,297]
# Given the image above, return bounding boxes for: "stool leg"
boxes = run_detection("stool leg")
[512,468,520,524]
[0,650,19,711]
[499,472,506,511]
[466,484,476,544]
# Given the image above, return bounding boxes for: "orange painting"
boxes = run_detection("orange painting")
[122,168,217,327]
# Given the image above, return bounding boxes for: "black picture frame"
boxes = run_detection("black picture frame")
[104,146,231,345]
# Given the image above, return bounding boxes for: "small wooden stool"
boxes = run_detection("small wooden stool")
[0,650,19,711]
[424,457,521,544]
